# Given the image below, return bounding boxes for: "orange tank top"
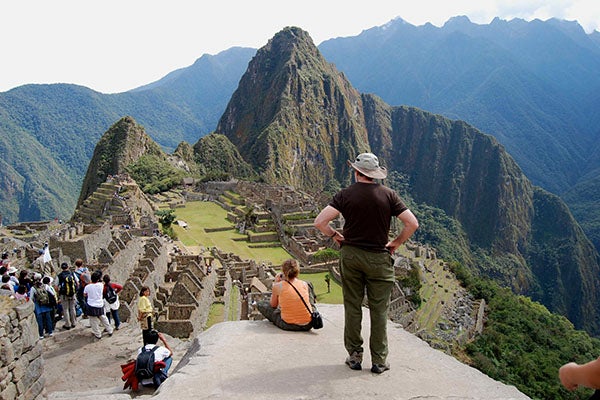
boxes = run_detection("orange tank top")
[273,279,311,325]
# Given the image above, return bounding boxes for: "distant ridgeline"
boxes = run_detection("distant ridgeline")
[70,26,600,339]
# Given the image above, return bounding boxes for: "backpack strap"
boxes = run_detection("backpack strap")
[145,345,159,353]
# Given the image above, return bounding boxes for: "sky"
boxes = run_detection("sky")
[1,0,598,94]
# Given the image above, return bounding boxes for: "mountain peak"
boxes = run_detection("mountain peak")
[443,15,473,28]
[215,27,368,191]
[76,116,163,206]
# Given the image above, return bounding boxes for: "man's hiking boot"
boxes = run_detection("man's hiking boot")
[371,363,390,374]
[345,351,363,371]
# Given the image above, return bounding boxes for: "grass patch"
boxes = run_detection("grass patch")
[302,272,343,304]
[415,258,462,330]
[206,302,224,328]
[229,287,240,320]
[172,201,292,265]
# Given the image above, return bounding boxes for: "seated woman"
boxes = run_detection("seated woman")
[257,259,315,331]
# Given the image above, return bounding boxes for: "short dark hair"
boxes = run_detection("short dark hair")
[355,169,374,181]
[139,286,150,296]
[91,270,102,283]
[146,329,159,344]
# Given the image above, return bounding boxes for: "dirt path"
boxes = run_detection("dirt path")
[42,317,190,397]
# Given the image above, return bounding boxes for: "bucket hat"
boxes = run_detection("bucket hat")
[347,153,387,179]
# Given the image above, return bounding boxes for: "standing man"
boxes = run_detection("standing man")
[314,152,419,374]
[55,262,79,330]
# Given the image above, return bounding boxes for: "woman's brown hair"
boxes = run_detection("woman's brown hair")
[281,259,300,280]
[139,286,150,296]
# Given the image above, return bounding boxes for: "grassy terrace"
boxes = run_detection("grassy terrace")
[171,200,343,305]
[172,201,291,265]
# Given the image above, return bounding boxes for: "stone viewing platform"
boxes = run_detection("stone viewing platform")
[47,304,529,400]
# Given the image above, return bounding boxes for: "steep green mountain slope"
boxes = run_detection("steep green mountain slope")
[319,16,600,195]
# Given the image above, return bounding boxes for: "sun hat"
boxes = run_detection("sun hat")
[7,266,17,274]
[347,153,388,180]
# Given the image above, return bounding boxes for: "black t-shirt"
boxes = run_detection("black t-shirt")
[330,182,407,251]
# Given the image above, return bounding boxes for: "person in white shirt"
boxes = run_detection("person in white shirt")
[137,329,174,387]
[83,270,113,339]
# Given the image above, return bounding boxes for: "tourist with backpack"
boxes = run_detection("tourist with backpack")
[102,274,122,330]
[135,329,173,388]
[73,259,90,318]
[55,262,79,330]
[29,274,54,340]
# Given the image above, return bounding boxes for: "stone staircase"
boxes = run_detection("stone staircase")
[72,182,124,224]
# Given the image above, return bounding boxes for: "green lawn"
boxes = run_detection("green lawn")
[302,272,343,304]
[171,201,292,265]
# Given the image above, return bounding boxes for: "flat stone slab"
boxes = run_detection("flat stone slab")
[153,304,530,400]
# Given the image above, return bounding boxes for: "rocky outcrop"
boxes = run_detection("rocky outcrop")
[77,116,164,207]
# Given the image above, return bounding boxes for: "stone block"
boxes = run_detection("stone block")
[132,266,150,282]
[170,283,198,306]
[20,356,42,389]
[167,305,195,320]
[108,240,120,255]
[23,376,45,400]
[0,313,10,331]
[186,261,206,280]
[98,248,114,264]
[0,337,15,365]
[19,317,39,353]
[10,337,23,361]
[154,320,194,339]
[26,342,42,362]
[120,280,141,304]
[144,246,159,259]
[0,381,17,400]
[139,258,155,271]
[11,356,28,381]
[156,291,167,305]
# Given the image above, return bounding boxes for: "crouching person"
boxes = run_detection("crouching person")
[136,329,173,388]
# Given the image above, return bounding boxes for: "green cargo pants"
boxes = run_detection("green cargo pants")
[340,244,394,365]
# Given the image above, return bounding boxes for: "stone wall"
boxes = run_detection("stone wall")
[49,223,113,264]
[0,297,44,400]
[155,259,219,338]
